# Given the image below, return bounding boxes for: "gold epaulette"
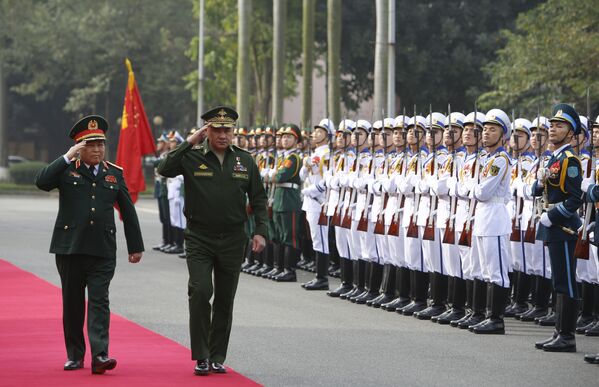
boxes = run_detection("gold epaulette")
[105,161,123,171]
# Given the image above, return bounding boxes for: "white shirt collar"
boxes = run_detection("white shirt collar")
[552,143,570,157]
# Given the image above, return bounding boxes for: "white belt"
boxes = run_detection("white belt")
[276,183,300,189]
[544,201,563,210]
[486,197,506,204]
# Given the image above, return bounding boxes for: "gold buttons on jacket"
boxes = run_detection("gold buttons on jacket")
[92,195,95,200]
[91,208,95,212]
[90,220,94,225]
[92,183,96,187]
[63,225,68,230]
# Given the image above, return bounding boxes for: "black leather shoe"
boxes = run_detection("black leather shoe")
[506,302,528,318]
[159,243,174,252]
[399,301,427,316]
[254,265,272,276]
[349,290,368,303]
[576,315,596,329]
[414,305,446,320]
[274,270,297,282]
[542,334,576,352]
[576,319,597,334]
[166,245,184,254]
[371,294,396,308]
[152,243,166,251]
[210,362,226,374]
[340,287,362,300]
[178,253,187,259]
[263,268,282,279]
[519,307,549,322]
[460,313,485,330]
[303,278,329,290]
[537,311,556,326]
[382,297,410,311]
[535,332,558,349]
[585,320,599,336]
[194,359,210,376]
[91,355,117,374]
[64,359,84,370]
[471,318,505,334]
[450,311,472,328]
[584,353,599,364]
[355,291,379,305]
[437,308,466,325]
[327,283,354,298]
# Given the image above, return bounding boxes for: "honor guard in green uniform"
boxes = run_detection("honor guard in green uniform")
[269,124,303,282]
[530,103,584,352]
[157,106,268,376]
[35,115,144,374]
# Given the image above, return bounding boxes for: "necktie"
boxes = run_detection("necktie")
[88,165,96,176]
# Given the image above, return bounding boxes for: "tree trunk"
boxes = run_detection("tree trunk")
[327,0,341,124]
[271,0,286,125]
[387,0,396,117]
[301,0,315,128]
[237,0,251,126]
[374,0,388,120]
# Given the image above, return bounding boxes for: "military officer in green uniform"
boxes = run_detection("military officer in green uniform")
[35,115,144,374]
[268,124,303,281]
[157,106,267,376]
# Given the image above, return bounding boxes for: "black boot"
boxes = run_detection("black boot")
[508,271,531,318]
[438,277,466,325]
[459,279,486,329]
[383,267,411,311]
[452,279,474,327]
[582,285,599,335]
[576,282,596,329]
[537,289,557,326]
[356,262,383,305]
[274,246,298,282]
[246,249,264,274]
[542,294,577,352]
[399,270,428,316]
[351,260,371,302]
[264,243,284,279]
[339,259,364,300]
[371,264,397,308]
[328,257,354,297]
[240,239,254,272]
[504,271,517,316]
[535,292,561,349]
[415,272,448,320]
[254,243,274,276]
[472,283,508,334]
[303,252,330,290]
[521,276,551,322]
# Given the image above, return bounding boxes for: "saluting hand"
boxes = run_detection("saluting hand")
[65,140,87,160]
[252,235,266,253]
[187,124,210,145]
[128,252,143,263]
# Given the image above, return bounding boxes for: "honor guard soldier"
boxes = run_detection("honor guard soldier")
[468,108,512,335]
[157,106,268,375]
[531,103,584,352]
[270,124,303,282]
[165,130,186,255]
[153,133,173,252]
[35,115,144,374]
[300,119,335,290]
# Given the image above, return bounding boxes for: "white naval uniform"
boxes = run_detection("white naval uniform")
[472,146,512,288]
[329,149,356,260]
[300,144,330,254]
[577,151,599,284]
[418,146,448,274]
[370,150,392,264]
[509,151,535,274]
[167,175,186,229]
[381,150,407,268]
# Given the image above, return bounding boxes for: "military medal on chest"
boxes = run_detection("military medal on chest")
[233,156,247,172]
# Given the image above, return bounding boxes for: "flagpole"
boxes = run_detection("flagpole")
[196,0,205,127]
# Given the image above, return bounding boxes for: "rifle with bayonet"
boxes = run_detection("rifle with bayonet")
[357,122,377,232]
[387,110,408,237]
[524,109,542,243]
[318,123,335,226]
[510,110,524,242]
[443,107,459,244]
[374,119,391,235]
[458,104,481,247]
[423,104,438,241]
[407,104,422,239]
[574,89,593,260]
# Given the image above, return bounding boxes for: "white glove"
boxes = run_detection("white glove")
[581,177,594,193]
[537,168,548,186]
[323,170,333,180]
[352,177,366,191]
[511,178,523,195]
[540,212,552,227]
[418,177,430,192]
[329,175,340,190]
[268,169,277,180]
[340,173,350,187]
[369,180,382,196]
[383,177,397,193]
[260,168,269,178]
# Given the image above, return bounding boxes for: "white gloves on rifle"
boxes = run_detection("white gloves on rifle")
[581,177,594,193]
[540,212,552,227]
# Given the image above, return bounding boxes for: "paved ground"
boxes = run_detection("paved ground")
[1,195,597,386]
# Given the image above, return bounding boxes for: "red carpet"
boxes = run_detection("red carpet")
[0,259,261,387]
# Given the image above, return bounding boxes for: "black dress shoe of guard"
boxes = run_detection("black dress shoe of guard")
[274,270,297,282]
[159,243,174,252]
[371,294,396,308]
[178,253,187,259]
[152,243,166,251]
[194,359,210,376]
[535,331,558,349]
[537,311,556,326]
[91,356,117,374]
[460,313,485,330]
[437,308,466,325]
[583,353,599,364]
[355,291,379,305]
[399,301,427,316]
[340,287,361,300]
[166,245,184,254]
[210,362,227,374]
[254,265,272,276]
[471,318,505,334]
[349,290,368,303]
[542,334,576,352]
[264,268,282,279]
[64,359,84,370]
[414,305,446,320]
[366,293,386,307]
[382,297,410,311]
[509,303,530,319]
[303,278,329,290]
[576,315,596,329]
[450,311,472,328]
[576,320,596,334]
[519,307,549,322]
[327,283,354,297]
[584,320,599,336]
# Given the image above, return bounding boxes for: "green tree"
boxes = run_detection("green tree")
[479,0,599,116]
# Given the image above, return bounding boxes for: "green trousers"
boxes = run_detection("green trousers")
[55,254,116,360]
[273,210,301,249]
[185,226,247,363]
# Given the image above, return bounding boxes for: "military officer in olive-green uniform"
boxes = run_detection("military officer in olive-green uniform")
[157,106,268,376]
[268,124,303,282]
[35,115,144,375]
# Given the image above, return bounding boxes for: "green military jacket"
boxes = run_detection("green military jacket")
[273,150,302,212]
[157,139,268,237]
[35,156,144,259]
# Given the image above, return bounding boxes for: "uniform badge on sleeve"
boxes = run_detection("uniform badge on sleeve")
[489,165,500,176]
[105,175,117,183]
[567,166,579,178]
[69,171,81,178]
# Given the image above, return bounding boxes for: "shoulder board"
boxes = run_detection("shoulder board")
[75,159,81,169]
[564,150,575,158]
[105,161,123,171]
[232,144,250,154]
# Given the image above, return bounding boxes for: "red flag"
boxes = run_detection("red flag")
[116,58,156,203]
